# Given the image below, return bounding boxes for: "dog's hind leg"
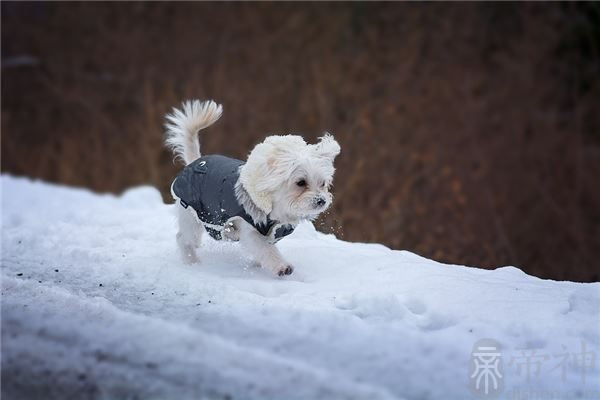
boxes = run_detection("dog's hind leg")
[175,204,203,264]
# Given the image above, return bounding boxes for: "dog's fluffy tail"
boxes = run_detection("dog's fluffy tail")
[165,100,223,165]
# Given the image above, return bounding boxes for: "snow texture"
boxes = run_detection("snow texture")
[1,175,599,400]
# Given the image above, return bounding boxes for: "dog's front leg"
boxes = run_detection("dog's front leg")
[237,221,293,276]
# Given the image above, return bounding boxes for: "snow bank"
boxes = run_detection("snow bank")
[1,175,599,399]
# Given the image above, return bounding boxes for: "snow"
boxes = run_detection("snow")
[1,175,599,400]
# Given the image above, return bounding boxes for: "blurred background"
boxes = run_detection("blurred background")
[2,2,599,282]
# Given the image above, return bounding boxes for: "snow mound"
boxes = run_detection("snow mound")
[2,175,599,399]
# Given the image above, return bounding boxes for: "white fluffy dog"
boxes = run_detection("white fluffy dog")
[165,100,340,276]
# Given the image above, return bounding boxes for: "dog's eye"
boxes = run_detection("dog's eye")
[296,179,306,187]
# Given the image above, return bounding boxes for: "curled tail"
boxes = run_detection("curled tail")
[165,100,223,165]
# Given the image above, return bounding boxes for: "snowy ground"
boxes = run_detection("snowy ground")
[1,175,599,400]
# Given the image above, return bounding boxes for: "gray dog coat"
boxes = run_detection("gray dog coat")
[171,155,295,242]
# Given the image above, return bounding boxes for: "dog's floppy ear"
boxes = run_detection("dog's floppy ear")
[239,149,275,215]
[313,132,341,161]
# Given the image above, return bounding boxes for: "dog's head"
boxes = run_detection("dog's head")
[239,133,340,223]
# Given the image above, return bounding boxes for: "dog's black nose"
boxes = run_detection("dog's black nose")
[315,197,326,207]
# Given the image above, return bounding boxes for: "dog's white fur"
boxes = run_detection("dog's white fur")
[165,99,340,276]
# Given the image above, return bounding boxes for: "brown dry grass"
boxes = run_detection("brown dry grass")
[2,2,599,281]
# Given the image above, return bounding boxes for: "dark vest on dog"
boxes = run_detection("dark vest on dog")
[172,155,295,242]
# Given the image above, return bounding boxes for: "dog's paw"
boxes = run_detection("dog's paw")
[180,245,199,264]
[221,218,242,241]
[182,252,199,265]
[276,265,294,277]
